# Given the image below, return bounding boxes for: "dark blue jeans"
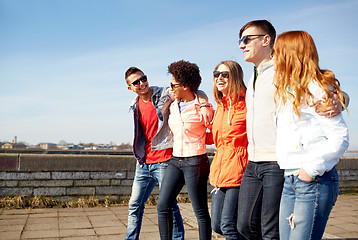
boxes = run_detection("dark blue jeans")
[237,161,284,240]
[211,187,242,239]
[157,154,212,240]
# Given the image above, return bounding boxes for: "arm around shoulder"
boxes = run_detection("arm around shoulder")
[200,103,214,128]
[196,90,208,103]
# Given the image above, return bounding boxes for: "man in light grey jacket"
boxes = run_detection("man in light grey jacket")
[236,19,283,240]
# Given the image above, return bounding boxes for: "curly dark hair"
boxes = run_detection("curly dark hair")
[168,60,201,92]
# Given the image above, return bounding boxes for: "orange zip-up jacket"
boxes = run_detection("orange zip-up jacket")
[207,92,248,188]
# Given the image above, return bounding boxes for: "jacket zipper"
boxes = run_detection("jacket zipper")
[216,104,226,188]
[252,77,256,160]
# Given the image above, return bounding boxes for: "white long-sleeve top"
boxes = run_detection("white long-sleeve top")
[276,81,349,177]
[246,60,277,162]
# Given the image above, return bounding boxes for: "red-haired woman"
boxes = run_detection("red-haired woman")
[273,31,349,240]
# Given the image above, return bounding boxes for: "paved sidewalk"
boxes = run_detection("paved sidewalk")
[0,195,357,240]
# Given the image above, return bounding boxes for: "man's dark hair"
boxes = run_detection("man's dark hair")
[168,60,201,92]
[239,20,276,48]
[125,67,144,80]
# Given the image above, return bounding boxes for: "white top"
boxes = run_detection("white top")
[246,60,277,162]
[276,81,349,177]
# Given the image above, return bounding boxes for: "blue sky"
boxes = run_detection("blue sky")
[1,0,357,150]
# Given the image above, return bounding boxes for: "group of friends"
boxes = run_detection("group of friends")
[123,20,349,240]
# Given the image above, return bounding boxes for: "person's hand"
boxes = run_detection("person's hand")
[200,105,214,127]
[168,89,175,101]
[315,92,342,118]
[295,168,314,182]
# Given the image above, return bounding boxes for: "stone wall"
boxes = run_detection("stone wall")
[0,154,137,202]
[0,154,357,201]
[336,157,358,193]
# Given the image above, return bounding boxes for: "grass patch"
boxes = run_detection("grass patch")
[0,194,193,209]
[340,192,358,196]
[0,196,124,209]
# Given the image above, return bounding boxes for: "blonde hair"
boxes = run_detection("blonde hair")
[274,31,346,117]
[213,60,246,104]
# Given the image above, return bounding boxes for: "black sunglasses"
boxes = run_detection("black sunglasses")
[238,34,266,45]
[213,71,229,78]
[131,75,147,86]
[171,82,182,89]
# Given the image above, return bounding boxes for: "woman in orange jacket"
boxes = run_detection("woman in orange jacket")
[207,60,248,239]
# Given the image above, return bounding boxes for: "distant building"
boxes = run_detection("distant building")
[27,144,41,149]
[39,143,57,150]
[95,144,112,150]
[61,144,84,150]
[1,143,12,149]
[1,142,27,149]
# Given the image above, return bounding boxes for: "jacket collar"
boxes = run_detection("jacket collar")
[129,86,162,111]
[256,59,274,75]
[173,94,199,106]
[222,90,245,106]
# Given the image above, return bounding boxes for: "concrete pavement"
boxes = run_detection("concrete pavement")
[0,195,357,240]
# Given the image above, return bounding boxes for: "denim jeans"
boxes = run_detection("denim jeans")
[157,154,211,240]
[237,161,284,240]
[211,187,242,240]
[125,161,184,240]
[279,167,339,240]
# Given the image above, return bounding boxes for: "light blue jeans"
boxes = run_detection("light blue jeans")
[125,161,184,240]
[279,167,339,240]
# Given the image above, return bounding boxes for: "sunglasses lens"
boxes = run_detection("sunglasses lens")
[132,79,140,86]
[171,83,182,89]
[213,71,229,78]
[239,35,248,45]
[222,72,229,78]
[132,75,147,86]
[242,36,248,44]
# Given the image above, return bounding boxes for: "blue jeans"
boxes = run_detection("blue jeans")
[125,161,184,240]
[211,187,242,240]
[237,161,284,240]
[279,167,339,240]
[157,154,211,240]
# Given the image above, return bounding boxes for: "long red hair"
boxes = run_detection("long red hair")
[274,31,345,116]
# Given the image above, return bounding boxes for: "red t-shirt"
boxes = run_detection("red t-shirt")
[138,97,172,164]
